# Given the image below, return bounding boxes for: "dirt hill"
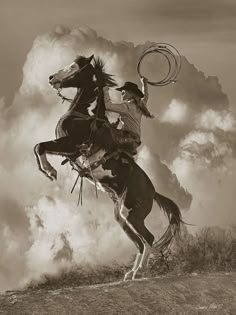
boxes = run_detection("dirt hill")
[0,273,235,314]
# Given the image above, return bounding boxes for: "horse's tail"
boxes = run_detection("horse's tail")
[153,191,182,253]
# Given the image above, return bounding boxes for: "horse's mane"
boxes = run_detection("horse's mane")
[93,57,117,87]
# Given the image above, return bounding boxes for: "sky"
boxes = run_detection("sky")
[0,0,236,290]
[1,0,236,105]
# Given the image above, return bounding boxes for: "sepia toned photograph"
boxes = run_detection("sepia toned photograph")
[0,1,235,314]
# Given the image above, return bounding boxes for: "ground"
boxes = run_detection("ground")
[0,273,235,314]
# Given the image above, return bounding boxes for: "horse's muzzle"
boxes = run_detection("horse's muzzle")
[48,78,61,90]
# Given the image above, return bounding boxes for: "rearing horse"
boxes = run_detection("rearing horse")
[34,55,115,181]
[34,55,182,280]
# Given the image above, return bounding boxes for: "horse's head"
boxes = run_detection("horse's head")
[49,54,116,90]
[49,54,95,90]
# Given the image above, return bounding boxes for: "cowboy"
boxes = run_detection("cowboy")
[94,77,154,155]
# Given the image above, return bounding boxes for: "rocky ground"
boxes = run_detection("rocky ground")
[0,273,235,315]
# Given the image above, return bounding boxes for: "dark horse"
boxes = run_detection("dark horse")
[34,55,182,280]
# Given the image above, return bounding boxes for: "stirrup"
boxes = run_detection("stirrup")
[79,151,120,177]
[61,144,90,166]
[79,167,90,177]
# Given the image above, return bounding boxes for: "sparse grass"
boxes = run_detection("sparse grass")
[149,224,236,275]
[27,263,128,291]
[27,225,236,291]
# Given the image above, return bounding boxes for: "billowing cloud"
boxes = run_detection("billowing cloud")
[179,131,232,168]
[195,109,236,132]
[161,99,188,123]
[175,57,229,113]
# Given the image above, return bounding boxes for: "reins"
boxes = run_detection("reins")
[56,89,73,103]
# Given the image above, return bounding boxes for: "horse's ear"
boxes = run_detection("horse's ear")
[88,54,94,63]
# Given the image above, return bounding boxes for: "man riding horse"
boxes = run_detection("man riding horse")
[93,77,154,157]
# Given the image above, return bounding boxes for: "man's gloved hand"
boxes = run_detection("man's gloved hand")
[140,76,148,84]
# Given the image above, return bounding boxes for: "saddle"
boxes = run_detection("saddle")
[62,141,134,178]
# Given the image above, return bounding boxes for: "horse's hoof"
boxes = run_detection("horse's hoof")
[124,270,134,281]
[47,168,57,181]
[132,267,144,280]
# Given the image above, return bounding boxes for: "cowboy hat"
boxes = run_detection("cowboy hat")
[116,81,144,98]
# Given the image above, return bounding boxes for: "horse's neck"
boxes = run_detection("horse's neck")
[69,87,106,119]
[92,90,106,119]
[69,87,95,114]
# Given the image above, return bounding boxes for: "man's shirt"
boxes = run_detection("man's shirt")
[103,81,148,137]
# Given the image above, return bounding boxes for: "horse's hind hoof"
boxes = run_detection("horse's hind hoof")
[124,270,134,281]
[132,267,145,280]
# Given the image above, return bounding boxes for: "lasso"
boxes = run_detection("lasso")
[137,43,181,86]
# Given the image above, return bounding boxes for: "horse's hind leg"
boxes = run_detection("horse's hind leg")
[113,200,144,281]
[123,206,155,279]
[120,208,154,280]
[124,252,142,281]
[34,136,77,180]
[132,242,153,280]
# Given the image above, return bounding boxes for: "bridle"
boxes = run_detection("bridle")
[54,62,93,103]
[56,88,73,103]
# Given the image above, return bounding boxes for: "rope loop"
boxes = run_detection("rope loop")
[137,43,181,86]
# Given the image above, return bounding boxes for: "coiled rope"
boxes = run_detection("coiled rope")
[137,43,181,86]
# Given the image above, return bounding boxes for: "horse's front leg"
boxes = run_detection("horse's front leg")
[34,136,76,181]
[34,143,58,181]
